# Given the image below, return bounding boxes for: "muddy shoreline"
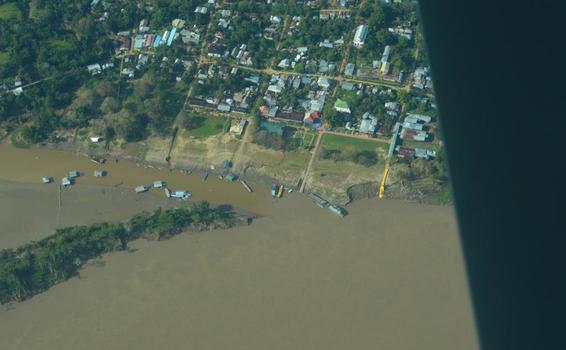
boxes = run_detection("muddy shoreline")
[35,138,408,206]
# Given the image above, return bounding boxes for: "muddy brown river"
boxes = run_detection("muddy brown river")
[0,144,478,350]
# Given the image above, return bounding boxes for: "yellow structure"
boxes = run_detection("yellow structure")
[378,162,390,199]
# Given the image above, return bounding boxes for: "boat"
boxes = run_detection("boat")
[171,190,191,200]
[276,184,284,198]
[240,179,253,192]
[202,170,209,181]
[328,204,348,217]
[271,184,278,198]
[135,185,149,193]
[89,156,106,164]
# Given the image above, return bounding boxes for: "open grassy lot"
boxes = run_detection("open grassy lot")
[0,3,19,20]
[321,133,389,152]
[185,115,227,138]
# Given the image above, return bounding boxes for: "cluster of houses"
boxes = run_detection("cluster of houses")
[188,64,259,114]
[42,168,107,187]
[343,97,400,135]
[388,23,413,40]
[261,75,333,129]
[412,66,433,90]
[136,180,192,200]
[399,113,432,142]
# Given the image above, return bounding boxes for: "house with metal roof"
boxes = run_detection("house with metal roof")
[344,63,355,77]
[334,99,351,114]
[359,112,378,134]
[353,25,368,47]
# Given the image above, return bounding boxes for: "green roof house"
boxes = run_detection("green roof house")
[334,99,351,114]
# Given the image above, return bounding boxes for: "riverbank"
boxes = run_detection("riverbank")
[30,134,383,205]
[0,195,477,350]
[0,181,180,249]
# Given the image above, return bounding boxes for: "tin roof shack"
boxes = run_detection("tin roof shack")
[395,146,416,158]
[223,160,232,169]
[90,136,103,143]
[42,176,53,184]
[153,181,166,188]
[93,170,107,177]
[135,185,149,193]
[225,173,238,182]
[62,177,73,187]
[400,128,428,142]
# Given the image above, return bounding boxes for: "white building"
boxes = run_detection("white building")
[353,25,368,48]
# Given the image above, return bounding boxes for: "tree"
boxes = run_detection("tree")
[99,96,119,114]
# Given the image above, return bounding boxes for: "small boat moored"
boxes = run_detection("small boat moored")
[240,179,253,192]
[328,204,348,218]
[202,170,209,181]
[62,177,73,187]
[276,184,284,198]
[271,184,278,198]
[42,176,53,184]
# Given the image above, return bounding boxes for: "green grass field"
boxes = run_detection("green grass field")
[186,115,226,138]
[321,134,389,152]
[0,3,19,20]
[0,51,9,66]
[47,39,74,50]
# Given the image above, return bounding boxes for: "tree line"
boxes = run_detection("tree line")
[0,201,239,304]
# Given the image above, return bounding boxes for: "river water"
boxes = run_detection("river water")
[0,144,269,211]
[0,144,478,350]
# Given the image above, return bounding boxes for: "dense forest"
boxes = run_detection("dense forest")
[0,201,240,304]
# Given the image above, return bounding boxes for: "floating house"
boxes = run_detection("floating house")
[171,190,191,200]
[93,170,106,177]
[153,181,166,188]
[135,185,149,193]
[42,176,53,184]
[68,170,80,178]
[62,177,72,187]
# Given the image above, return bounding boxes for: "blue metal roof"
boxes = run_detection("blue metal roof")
[167,28,177,46]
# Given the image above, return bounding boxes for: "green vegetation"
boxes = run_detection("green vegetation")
[0,3,19,20]
[319,134,388,167]
[252,123,305,151]
[182,112,226,138]
[0,51,8,65]
[0,202,238,304]
[321,134,388,152]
